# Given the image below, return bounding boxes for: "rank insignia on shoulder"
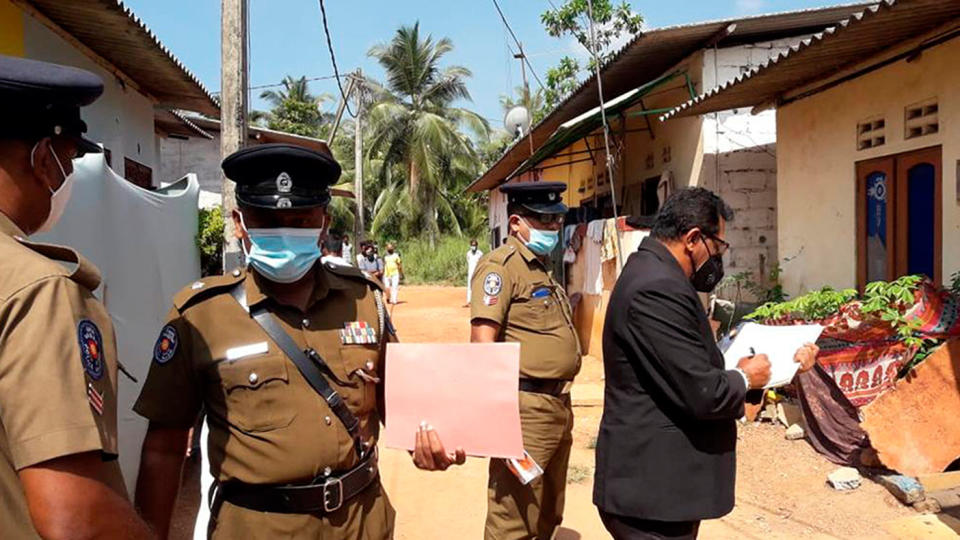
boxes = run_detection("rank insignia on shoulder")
[483,272,503,296]
[339,321,378,345]
[87,383,104,416]
[153,324,179,364]
[484,295,499,306]
[77,319,104,380]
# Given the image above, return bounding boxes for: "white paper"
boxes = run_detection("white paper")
[722,322,824,388]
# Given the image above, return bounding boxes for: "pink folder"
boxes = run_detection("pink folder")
[383,342,524,459]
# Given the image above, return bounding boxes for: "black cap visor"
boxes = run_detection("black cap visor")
[521,201,568,215]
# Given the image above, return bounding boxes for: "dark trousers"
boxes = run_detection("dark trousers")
[599,510,700,540]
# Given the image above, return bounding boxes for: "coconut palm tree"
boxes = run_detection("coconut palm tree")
[499,85,547,124]
[366,22,489,246]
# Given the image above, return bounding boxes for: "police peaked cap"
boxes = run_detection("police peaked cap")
[0,54,104,154]
[222,143,342,210]
[500,181,568,215]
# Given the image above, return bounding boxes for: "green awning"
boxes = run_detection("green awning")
[509,70,687,178]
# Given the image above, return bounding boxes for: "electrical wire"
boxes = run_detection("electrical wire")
[211,74,342,95]
[491,0,547,92]
[318,0,356,118]
[584,0,625,270]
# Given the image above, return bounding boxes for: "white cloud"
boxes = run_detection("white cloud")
[736,0,767,12]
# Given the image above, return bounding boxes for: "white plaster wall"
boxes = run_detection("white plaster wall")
[21,14,158,184]
[777,38,960,296]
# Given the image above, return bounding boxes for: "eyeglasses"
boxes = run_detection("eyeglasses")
[706,234,730,254]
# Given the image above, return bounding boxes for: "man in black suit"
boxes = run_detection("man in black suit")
[593,188,816,539]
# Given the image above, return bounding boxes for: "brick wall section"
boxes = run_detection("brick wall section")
[700,143,778,286]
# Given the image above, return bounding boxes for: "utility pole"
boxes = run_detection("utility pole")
[220,0,249,271]
[513,43,535,157]
[353,69,364,243]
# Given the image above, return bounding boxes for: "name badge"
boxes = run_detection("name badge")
[531,287,552,298]
[226,341,269,361]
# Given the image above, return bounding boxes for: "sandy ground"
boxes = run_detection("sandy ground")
[171,285,927,539]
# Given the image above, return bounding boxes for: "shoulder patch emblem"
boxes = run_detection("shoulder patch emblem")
[483,272,503,296]
[77,319,105,380]
[153,324,179,364]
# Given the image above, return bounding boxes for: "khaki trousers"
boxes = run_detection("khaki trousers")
[485,392,574,540]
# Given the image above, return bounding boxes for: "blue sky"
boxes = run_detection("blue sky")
[124,0,852,128]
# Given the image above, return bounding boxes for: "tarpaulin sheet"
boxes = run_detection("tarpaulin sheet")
[34,153,200,493]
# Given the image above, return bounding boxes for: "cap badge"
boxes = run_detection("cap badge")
[276,172,293,193]
[277,197,292,209]
[549,193,556,201]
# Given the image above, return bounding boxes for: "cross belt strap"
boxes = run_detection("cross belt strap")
[229,282,364,459]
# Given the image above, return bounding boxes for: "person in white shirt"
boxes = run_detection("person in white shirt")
[465,239,483,307]
[341,234,353,266]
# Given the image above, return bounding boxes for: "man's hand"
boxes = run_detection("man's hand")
[794,343,820,373]
[411,422,466,471]
[737,353,771,389]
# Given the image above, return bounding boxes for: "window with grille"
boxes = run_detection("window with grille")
[905,98,939,140]
[857,117,886,150]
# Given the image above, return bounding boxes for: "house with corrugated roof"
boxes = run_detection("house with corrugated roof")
[0,0,218,188]
[663,0,960,296]
[468,3,872,290]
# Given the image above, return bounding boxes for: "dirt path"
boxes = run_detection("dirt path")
[382,286,916,539]
[171,285,922,539]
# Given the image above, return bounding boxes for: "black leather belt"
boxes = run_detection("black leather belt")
[217,450,379,514]
[519,378,571,397]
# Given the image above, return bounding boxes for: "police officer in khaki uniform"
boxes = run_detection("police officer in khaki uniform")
[0,55,152,538]
[471,182,581,540]
[134,144,462,539]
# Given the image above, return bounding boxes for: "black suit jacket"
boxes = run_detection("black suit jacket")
[593,237,747,522]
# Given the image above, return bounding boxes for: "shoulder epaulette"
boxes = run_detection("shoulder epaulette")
[487,243,518,266]
[323,260,384,291]
[173,269,245,312]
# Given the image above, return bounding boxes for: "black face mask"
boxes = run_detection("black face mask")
[690,237,724,293]
[366,252,375,261]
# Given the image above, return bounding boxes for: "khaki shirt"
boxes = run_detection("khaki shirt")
[470,235,581,380]
[134,262,392,486]
[0,213,120,538]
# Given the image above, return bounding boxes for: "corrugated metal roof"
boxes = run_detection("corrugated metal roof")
[20,0,218,115]
[160,113,332,155]
[662,0,960,120]
[467,2,874,193]
[510,71,684,178]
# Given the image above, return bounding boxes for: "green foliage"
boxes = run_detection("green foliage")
[859,275,927,348]
[251,75,335,138]
[366,22,490,247]
[196,207,224,277]
[544,57,582,111]
[716,264,787,304]
[392,235,489,286]
[540,0,644,110]
[265,99,325,137]
[500,85,548,125]
[747,275,932,348]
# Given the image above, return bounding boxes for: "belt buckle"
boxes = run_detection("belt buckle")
[322,476,343,513]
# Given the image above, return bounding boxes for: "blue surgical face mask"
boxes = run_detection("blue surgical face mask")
[239,213,323,283]
[522,219,560,256]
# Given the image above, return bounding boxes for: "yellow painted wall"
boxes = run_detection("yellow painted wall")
[776,37,960,295]
[533,52,705,210]
[0,0,24,56]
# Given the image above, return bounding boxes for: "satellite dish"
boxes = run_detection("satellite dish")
[504,106,531,139]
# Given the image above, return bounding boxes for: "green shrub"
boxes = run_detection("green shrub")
[197,207,225,277]
[388,235,489,286]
